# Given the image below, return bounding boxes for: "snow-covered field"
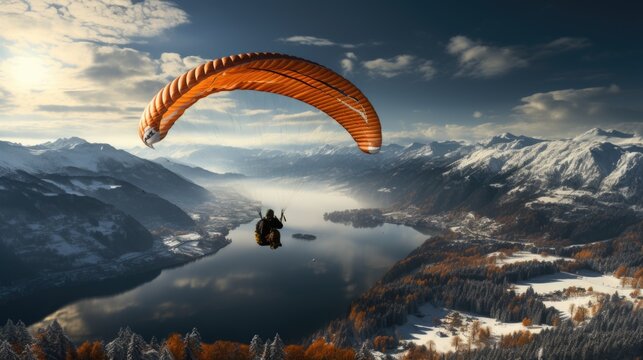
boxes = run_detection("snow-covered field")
[488,251,569,266]
[513,269,634,319]
[395,303,549,354]
[513,269,630,297]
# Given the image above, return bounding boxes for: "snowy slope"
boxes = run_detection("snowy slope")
[0,137,140,174]
[451,128,643,200]
[0,138,213,207]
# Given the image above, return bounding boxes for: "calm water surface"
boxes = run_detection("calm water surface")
[29,184,430,343]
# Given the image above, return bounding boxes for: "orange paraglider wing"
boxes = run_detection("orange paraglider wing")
[138,52,382,153]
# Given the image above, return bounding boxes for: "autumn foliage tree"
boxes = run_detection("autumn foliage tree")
[521,317,532,327]
[284,345,306,360]
[200,341,249,360]
[372,336,396,352]
[165,333,184,360]
[403,343,439,360]
[76,341,106,360]
[499,330,534,348]
[573,306,589,323]
[304,338,354,360]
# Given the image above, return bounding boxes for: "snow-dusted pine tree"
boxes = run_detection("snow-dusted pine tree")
[21,345,39,360]
[0,340,20,360]
[35,320,74,360]
[158,345,175,360]
[183,327,202,360]
[150,336,160,351]
[249,335,263,360]
[269,334,285,360]
[126,333,147,360]
[260,341,270,360]
[355,341,376,360]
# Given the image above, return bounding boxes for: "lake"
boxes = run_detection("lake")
[28,184,430,344]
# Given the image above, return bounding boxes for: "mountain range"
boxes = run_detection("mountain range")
[0,137,245,297]
[133,128,642,243]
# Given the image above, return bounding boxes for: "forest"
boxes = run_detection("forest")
[0,320,358,360]
[314,225,642,358]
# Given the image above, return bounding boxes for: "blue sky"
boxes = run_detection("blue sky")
[0,0,641,148]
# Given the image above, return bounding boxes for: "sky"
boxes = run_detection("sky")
[0,0,642,149]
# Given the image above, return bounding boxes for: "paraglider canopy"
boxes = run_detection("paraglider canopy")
[138,52,382,153]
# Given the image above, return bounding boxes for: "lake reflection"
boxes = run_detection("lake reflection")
[31,184,430,343]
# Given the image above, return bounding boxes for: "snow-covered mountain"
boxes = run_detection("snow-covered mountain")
[451,128,643,202]
[0,138,213,207]
[0,138,220,285]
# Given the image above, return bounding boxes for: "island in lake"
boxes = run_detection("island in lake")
[292,233,317,240]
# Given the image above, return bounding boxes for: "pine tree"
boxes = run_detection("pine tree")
[355,341,376,360]
[36,320,75,360]
[159,346,175,360]
[249,335,263,360]
[21,345,39,360]
[150,336,160,351]
[0,340,20,360]
[183,328,201,360]
[260,341,270,360]
[127,333,146,360]
[269,333,285,360]
[107,327,137,359]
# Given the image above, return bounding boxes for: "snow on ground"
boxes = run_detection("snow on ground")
[173,241,207,256]
[526,188,596,206]
[70,179,121,191]
[513,269,631,296]
[395,303,549,354]
[512,269,636,320]
[488,251,570,266]
[542,296,597,320]
[42,179,84,196]
[177,232,202,241]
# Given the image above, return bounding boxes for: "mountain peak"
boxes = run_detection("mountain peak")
[577,128,634,140]
[40,137,89,150]
[486,133,542,149]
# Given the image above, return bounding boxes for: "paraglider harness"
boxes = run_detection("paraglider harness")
[255,209,286,249]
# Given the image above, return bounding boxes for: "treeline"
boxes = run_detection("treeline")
[322,209,384,228]
[556,222,643,275]
[314,237,563,347]
[0,321,356,360]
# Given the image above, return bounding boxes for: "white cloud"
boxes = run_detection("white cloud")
[543,37,591,52]
[513,85,624,123]
[272,110,321,121]
[0,0,188,46]
[362,54,436,80]
[417,60,437,80]
[341,52,358,74]
[159,53,208,78]
[473,111,483,119]
[278,35,356,48]
[239,108,272,116]
[447,35,527,78]
[0,0,204,147]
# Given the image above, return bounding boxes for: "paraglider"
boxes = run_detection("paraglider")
[138,52,383,249]
[255,209,284,249]
[138,52,382,153]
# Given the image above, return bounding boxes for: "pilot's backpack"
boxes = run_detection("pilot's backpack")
[255,219,268,245]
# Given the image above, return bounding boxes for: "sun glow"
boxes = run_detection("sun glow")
[5,56,51,91]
